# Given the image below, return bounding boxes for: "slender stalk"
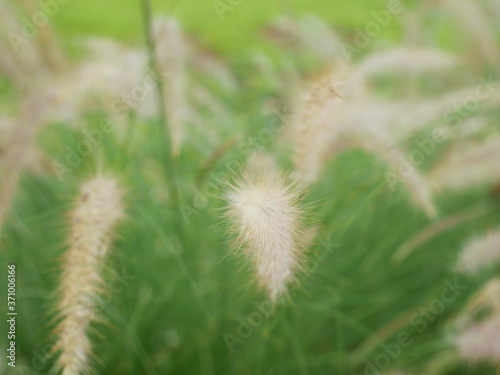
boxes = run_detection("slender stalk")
[392,203,500,263]
[139,0,184,236]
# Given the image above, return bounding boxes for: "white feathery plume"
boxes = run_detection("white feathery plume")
[16,0,66,72]
[347,133,437,218]
[154,18,188,157]
[451,279,500,366]
[0,38,29,90]
[455,279,500,330]
[0,0,46,89]
[296,14,343,61]
[288,75,342,183]
[442,0,500,67]
[0,116,49,174]
[457,117,489,138]
[454,314,500,364]
[0,2,64,232]
[427,136,500,192]
[300,65,500,208]
[456,230,500,274]
[352,47,457,77]
[400,3,428,46]
[47,37,147,124]
[347,47,457,96]
[265,14,343,62]
[337,84,498,141]
[53,176,124,375]
[0,97,49,235]
[288,75,437,217]
[225,153,308,302]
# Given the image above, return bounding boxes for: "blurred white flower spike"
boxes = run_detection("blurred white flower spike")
[153,18,188,157]
[225,153,309,303]
[53,176,124,375]
[456,229,500,274]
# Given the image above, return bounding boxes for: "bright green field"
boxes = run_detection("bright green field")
[1,0,500,375]
[53,0,393,53]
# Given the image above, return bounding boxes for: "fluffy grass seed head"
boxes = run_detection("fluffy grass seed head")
[225,154,309,303]
[153,18,187,158]
[289,75,342,183]
[454,314,500,364]
[53,176,124,375]
[427,137,500,193]
[453,278,500,364]
[454,279,500,329]
[456,230,500,274]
